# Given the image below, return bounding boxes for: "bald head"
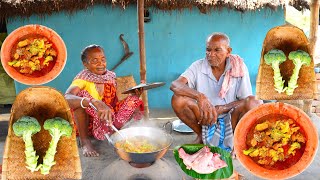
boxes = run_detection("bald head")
[207,32,230,47]
[205,32,232,68]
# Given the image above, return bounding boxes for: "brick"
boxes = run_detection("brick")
[314,92,320,100]
[317,81,320,90]
[311,106,316,113]
[316,107,320,113]
[312,100,320,107]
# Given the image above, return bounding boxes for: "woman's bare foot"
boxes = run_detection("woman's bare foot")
[81,139,99,157]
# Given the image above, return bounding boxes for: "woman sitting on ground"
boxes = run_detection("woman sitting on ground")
[65,44,144,157]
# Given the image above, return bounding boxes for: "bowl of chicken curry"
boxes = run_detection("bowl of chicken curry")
[1,24,67,85]
[234,102,318,179]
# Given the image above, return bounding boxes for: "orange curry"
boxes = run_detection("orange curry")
[243,114,306,170]
[8,35,57,77]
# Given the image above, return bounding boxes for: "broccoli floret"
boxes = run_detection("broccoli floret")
[255,122,269,131]
[264,49,287,93]
[12,116,42,172]
[249,149,260,157]
[270,128,283,142]
[243,147,256,155]
[288,142,301,156]
[43,56,53,66]
[40,117,72,175]
[286,50,311,95]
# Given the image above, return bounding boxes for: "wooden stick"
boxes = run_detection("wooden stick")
[309,0,320,56]
[137,0,149,119]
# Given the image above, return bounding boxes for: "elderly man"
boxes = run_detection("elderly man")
[170,32,262,152]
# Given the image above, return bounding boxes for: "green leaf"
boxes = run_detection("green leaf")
[0,33,8,61]
[0,33,8,43]
[173,144,233,179]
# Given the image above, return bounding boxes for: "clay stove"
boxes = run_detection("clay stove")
[95,158,188,180]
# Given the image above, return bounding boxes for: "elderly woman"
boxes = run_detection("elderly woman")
[65,44,143,157]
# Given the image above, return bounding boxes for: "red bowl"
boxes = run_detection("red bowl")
[0,24,67,85]
[234,102,318,179]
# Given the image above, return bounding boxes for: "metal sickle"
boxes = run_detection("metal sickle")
[110,34,133,71]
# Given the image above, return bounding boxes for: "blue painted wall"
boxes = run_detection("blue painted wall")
[7,5,284,108]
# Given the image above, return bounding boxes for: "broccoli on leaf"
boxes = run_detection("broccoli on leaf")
[40,117,72,175]
[286,50,311,95]
[12,116,42,172]
[264,49,287,93]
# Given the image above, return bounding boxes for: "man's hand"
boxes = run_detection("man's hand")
[215,105,226,115]
[91,99,113,125]
[196,94,217,126]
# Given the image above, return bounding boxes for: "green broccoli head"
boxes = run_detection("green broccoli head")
[41,117,72,175]
[43,117,72,137]
[288,50,311,67]
[264,49,287,93]
[286,50,312,95]
[12,116,42,172]
[264,49,286,66]
[13,116,41,137]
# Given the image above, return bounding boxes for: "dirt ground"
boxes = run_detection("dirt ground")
[0,109,320,180]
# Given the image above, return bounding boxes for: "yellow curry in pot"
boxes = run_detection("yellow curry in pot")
[243,115,306,170]
[115,136,160,153]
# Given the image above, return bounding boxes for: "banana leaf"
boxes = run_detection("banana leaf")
[173,144,233,179]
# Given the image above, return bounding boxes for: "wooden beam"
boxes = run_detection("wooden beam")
[137,0,149,119]
[309,0,320,55]
[304,0,320,114]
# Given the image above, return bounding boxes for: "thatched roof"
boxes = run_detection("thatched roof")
[0,0,310,19]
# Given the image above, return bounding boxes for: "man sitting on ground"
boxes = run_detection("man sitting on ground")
[170,32,262,152]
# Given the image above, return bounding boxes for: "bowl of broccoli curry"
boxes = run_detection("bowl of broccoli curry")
[0,24,67,85]
[234,102,318,179]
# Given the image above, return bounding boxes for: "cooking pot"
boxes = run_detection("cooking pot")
[108,126,173,164]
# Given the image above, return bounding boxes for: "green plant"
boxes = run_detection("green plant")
[0,33,7,46]
[12,116,42,172]
[286,50,311,95]
[0,32,16,104]
[264,49,287,93]
[41,117,72,175]
[0,33,12,85]
[0,33,8,70]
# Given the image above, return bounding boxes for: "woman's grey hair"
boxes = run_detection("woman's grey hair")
[81,44,104,63]
[207,32,230,46]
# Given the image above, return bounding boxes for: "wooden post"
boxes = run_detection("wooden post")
[304,0,320,114]
[137,0,149,119]
[309,0,320,55]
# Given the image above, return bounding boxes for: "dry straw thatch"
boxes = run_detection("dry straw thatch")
[0,0,310,19]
